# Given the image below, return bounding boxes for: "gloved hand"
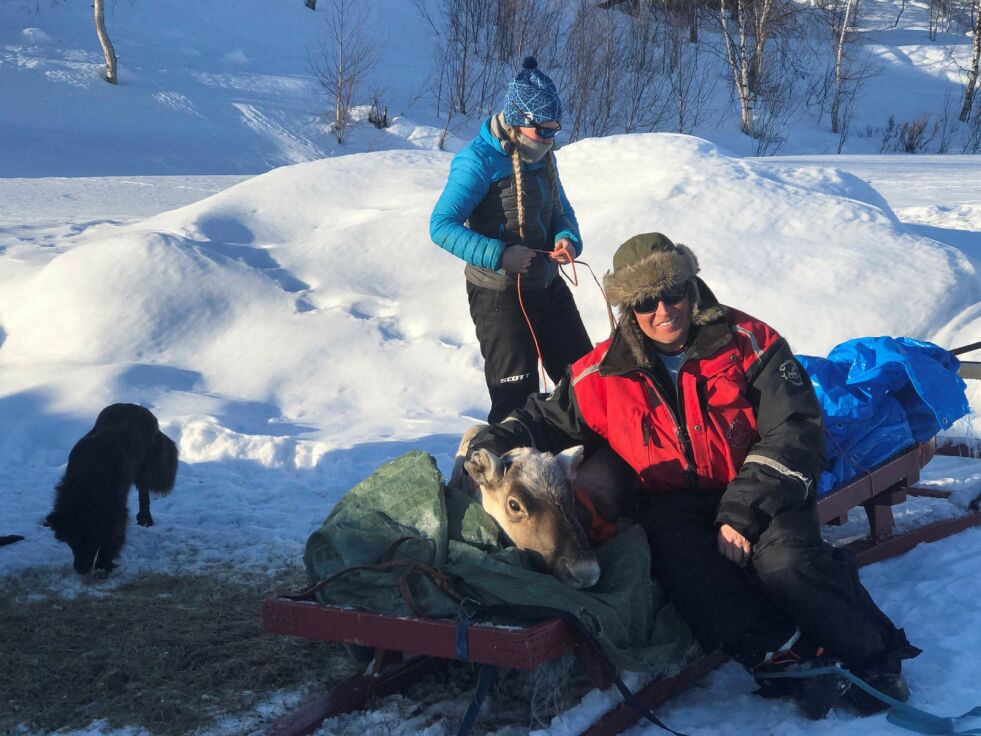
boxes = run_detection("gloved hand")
[501,244,535,274]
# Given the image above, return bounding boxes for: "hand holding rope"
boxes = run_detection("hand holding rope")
[516,246,616,392]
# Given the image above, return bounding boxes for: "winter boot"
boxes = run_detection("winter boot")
[753,629,852,720]
[756,656,853,719]
[845,668,911,714]
[845,636,917,715]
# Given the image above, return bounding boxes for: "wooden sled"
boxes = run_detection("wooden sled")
[262,439,981,736]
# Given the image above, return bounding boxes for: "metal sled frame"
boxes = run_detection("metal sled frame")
[262,439,981,736]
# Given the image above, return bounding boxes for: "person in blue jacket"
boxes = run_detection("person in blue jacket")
[430,56,593,423]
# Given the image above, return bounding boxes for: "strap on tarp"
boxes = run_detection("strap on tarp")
[757,665,981,734]
[456,612,470,661]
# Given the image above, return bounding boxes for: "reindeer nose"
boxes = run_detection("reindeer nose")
[562,559,601,589]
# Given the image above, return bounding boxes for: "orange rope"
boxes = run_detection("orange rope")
[570,258,617,334]
[516,271,549,390]
[516,247,612,393]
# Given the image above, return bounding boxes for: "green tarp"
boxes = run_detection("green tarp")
[304,450,697,674]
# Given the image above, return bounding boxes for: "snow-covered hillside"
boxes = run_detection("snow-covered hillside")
[2,0,980,177]
[0,0,444,176]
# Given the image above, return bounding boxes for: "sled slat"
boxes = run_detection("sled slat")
[264,654,440,736]
[816,444,922,527]
[847,510,981,566]
[958,361,981,381]
[580,650,728,736]
[262,599,580,669]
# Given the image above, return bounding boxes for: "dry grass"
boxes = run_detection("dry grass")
[0,569,358,735]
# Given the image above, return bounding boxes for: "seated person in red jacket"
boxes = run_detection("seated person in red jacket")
[468,232,919,718]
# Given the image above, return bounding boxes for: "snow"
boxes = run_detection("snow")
[1,0,980,733]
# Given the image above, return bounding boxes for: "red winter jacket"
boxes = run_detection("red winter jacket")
[471,294,827,542]
[573,306,777,493]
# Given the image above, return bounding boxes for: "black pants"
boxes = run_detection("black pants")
[467,278,593,423]
[639,491,909,671]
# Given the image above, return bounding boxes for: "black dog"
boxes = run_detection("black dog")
[46,404,179,577]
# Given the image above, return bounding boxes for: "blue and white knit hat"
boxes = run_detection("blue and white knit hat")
[503,57,562,127]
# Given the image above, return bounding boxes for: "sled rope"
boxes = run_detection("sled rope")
[757,665,981,734]
[532,247,616,332]
[516,250,616,393]
[570,257,618,334]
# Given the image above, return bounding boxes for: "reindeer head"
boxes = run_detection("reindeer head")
[464,445,600,589]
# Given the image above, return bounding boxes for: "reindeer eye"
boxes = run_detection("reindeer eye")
[507,499,522,514]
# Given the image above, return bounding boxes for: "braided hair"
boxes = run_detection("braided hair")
[507,127,527,243]
[506,127,565,246]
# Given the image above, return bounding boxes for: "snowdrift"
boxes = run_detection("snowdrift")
[1,135,974,473]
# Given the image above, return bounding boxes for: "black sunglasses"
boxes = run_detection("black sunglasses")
[522,113,561,139]
[632,284,689,314]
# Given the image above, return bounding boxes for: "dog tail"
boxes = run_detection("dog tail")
[141,432,179,494]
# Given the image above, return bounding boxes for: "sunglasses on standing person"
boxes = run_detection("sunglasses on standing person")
[521,113,561,139]
[632,283,689,314]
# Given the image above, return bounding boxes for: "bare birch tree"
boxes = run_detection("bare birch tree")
[621,6,670,133]
[665,12,717,133]
[718,0,765,135]
[94,0,117,84]
[830,0,857,134]
[960,0,981,121]
[929,0,951,40]
[430,0,495,122]
[428,0,562,133]
[716,0,804,142]
[494,0,563,68]
[311,0,380,143]
[562,2,604,140]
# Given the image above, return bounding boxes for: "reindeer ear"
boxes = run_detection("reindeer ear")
[555,445,585,480]
[464,449,505,487]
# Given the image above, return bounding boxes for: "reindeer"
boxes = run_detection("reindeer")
[452,425,602,589]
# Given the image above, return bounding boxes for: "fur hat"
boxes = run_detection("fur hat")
[605,233,700,309]
[503,57,562,127]
[604,233,723,365]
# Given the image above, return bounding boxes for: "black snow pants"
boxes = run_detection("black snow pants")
[467,277,592,423]
[639,490,911,672]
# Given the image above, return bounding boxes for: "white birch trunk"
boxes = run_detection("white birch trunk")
[960,0,981,122]
[831,0,855,134]
[719,0,754,136]
[94,0,117,85]
[751,0,773,93]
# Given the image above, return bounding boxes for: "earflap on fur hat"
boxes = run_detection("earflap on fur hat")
[603,232,721,328]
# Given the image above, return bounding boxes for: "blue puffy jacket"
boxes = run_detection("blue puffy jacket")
[429,117,581,290]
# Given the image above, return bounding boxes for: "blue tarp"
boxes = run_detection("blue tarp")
[797,337,970,495]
